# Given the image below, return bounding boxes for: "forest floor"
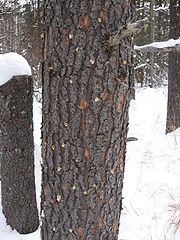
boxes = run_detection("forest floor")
[119,87,180,240]
[0,87,180,240]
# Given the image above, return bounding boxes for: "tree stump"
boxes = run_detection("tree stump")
[0,75,39,234]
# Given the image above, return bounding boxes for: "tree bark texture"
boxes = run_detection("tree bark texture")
[166,1,180,133]
[42,1,134,239]
[0,76,39,234]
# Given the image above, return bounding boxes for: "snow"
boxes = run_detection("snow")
[119,87,180,240]
[135,38,180,51]
[0,86,180,239]
[0,52,31,86]
[135,63,147,69]
[154,6,169,12]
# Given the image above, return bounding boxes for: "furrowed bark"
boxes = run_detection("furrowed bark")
[41,1,134,239]
[0,75,39,234]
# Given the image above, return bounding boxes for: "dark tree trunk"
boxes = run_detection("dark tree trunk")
[0,76,39,234]
[41,1,134,239]
[166,1,180,133]
[149,0,155,87]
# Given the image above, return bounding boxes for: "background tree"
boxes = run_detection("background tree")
[21,0,43,87]
[0,0,22,53]
[134,0,169,86]
[166,0,180,133]
[41,0,134,239]
[0,0,43,88]
[0,74,39,234]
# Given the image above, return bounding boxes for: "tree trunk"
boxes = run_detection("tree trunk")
[0,76,39,234]
[149,0,155,87]
[41,1,134,239]
[166,1,180,133]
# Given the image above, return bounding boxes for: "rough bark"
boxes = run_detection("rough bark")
[166,1,180,133]
[41,1,134,239]
[0,76,39,234]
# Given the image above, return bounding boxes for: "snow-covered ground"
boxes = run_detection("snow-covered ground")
[119,87,180,240]
[0,87,180,239]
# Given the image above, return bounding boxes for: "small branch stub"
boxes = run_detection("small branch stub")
[108,20,148,47]
[95,97,100,102]
[57,166,62,172]
[57,195,61,202]
[90,59,95,65]
[69,33,73,39]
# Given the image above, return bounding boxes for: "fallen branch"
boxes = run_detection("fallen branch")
[134,38,180,53]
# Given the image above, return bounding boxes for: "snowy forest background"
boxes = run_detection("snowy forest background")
[0,0,170,88]
[0,0,43,91]
[1,0,180,240]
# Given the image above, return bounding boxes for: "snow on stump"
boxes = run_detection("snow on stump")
[0,53,39,234]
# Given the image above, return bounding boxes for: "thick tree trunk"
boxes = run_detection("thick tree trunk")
[41,1,134,239]
[0,76,39,234]
[166,1,180,133]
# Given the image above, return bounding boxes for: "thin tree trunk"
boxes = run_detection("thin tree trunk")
[41,1,134,239]
[0,75,39,234]
[149,0,155,87]
[166,0,180,133]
